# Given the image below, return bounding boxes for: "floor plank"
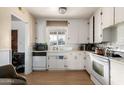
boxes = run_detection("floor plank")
[25,70,94,85]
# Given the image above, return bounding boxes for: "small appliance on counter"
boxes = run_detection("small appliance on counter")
[33,43,48,51]
[95,47,105,55]
[80,44,85,51]
[85,44,95,51]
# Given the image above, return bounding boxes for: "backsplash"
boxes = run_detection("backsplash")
[66,44,80,50]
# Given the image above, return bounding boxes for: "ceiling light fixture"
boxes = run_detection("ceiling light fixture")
[59,7,67,14]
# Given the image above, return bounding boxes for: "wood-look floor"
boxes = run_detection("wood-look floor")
[24,70,94,85]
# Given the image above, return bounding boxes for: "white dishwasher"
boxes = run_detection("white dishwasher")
[33,52,47,71]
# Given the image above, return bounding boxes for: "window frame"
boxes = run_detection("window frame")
[46,26,68,50]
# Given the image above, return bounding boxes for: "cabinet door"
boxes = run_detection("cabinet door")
[68,20,78,43]
[66,52,75,69]
[36,19,46,43]
[101,7,114,29]
[94,8,103,43]
[115,7,124,24]
[48,56,57,70]
[67,52,85,70]
[56,56,65,70]
[111,60,124,85]
[78,20,89,44]
[89,16,94,43]
[85,52,91,74]
[77,52,85,69]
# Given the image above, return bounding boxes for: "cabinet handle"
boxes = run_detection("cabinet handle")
[100,34,102,37]
[79,53,81,55]
[75,56,77,59]
[84,57,86,60]
[87,37,89,40]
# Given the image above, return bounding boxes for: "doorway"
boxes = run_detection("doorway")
[11,15,25,74]
[11,30,18,52]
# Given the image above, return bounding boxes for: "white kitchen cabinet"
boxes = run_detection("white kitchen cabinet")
[94,8,103,43]
[67,19,88,44]
[68,19,79,43]
[48,55,65,70]
[48,56,57,70]
[115,7,124,25]
[67,51,85,70]
[85,52,92,74]
[88,16,94,43]
[56,56,65,70]
[76,52,85,69]
[110,59,124,85]
[78,20,89,44]
[47,51,85,70]
[66,52,75,69]
[101,7,114,29]
[36,19,46,43]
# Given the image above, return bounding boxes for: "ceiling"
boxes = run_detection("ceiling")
[26,7,98,19]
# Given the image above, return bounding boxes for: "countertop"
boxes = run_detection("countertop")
[86,50,124,64]
[33,50,84,53]
[109,57,124,64]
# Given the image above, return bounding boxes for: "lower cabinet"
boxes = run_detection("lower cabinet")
[110,59,124,85]
[84,52,92,74]
[47,51,85,70]
[48,56,65,70]
[66,52,85,70]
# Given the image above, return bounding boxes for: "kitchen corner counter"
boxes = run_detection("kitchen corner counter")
[47,50,85,53]
[86,50,124,64]
[109,57,124,65]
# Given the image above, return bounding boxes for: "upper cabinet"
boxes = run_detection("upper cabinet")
[115,7,124,25]
[36,19,46,43]
[101,7,114,29]
[68,19,79,43]
[94,8,103,43]
[78,20,89,44]
[90,7,115,43]
[88,16,94,43]
[88,7,124,44]
[67,19,88,44]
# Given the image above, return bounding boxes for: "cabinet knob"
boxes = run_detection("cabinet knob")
[100,34,103,37]
[75,56,77,59]
[79,53,81,55]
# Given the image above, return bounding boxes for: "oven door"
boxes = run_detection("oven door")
[91,55,110,85]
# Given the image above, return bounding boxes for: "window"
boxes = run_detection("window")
[48,27,67,49]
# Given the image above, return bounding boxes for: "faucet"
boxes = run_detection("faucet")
[105,47,113,57]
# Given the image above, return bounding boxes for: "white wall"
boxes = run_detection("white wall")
[0,7,36,74]
[12,21,25,52]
